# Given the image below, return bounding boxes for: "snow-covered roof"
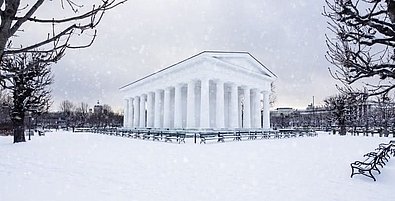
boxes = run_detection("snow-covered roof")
[120,51,276,91]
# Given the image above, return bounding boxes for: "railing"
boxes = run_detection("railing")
[77,127,318,144]
[329,127,395,137]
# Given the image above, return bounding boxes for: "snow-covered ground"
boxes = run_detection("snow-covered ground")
[0,131,393,201]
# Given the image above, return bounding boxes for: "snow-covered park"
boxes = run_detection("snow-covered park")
[0,131,394,201]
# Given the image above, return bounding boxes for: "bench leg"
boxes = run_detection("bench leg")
[351,166,377,181]
[350,166,355,178]
[368,170,376,182]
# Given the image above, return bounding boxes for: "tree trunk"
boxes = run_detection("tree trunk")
[339,125,346,135]
[12,117,25,143]
[11,96,26,143]
[0,0,21,59]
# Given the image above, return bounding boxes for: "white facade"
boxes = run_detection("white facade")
[120,51,276,129]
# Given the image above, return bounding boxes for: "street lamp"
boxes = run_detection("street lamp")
[28,111,32,140]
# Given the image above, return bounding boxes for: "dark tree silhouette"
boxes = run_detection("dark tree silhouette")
[0,0,126,142]
[0,53,53,143]
[324,0,395,97]
[324,94,350,135]
[0,0,127,61]
[59,100,75,129]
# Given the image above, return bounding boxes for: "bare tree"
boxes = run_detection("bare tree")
[59,100,75,115]
[324,94,358,135]
[0,0,127,64]
[75,102,89,126]
[59,100,75,130]
[76,102,89,115]
[371,94,395,136]
[324,0,395,97]
[103,104,112,114]
[0,52,53,143]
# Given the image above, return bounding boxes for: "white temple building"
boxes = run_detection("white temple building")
[120,51,276,130]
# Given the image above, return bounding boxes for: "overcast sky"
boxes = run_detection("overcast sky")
[42,0,338,112]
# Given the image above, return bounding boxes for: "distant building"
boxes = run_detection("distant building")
[93,101,103,114]
[270,106,331,129]
[270,107,295,118]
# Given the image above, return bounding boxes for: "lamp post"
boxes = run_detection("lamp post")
[28,111,32,140]
[312,96,315,128]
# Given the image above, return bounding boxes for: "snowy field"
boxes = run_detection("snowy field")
[0,131,394,201]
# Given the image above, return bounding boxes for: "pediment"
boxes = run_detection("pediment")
[203,52,276,79]
[120,51,276,91]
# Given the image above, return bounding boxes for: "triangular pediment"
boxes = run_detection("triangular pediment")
[120,51,276,91]
[202,51,276,79]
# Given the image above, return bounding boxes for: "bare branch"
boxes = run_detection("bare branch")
[324,0,395,98]
[0,0,127,60]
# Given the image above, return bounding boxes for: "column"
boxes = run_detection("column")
[139,94,146,128]
[262,91,270,129]
[187,80,196,128]
[174,84,183,128]
[163,87,171,128]
[154,90,161,128]
[123,99,129,128]
[252,89,261,128]
[129,97,134,128]
[147,92,154,127]
[133,96,140,128]
[229,83,239,128]
[243,87,251,128]
[200,79,210,128]
[216,80,225,128]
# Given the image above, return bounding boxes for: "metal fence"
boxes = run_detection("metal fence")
[78,127,318,144]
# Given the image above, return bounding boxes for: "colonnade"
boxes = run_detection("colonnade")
[123,79,270,129]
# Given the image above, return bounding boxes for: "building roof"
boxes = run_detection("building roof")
[119,51,276,90]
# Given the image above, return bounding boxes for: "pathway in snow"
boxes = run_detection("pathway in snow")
[0,131,393,201]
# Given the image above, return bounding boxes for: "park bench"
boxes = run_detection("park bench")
[150,131,163,141]
[164,132,185,143]
[142,131,155,140]
[241,130,268,140]
[245,131,259,140]
[222,131,242,141]
[123,130,136,138]
[120,129,138,138]
[134,130,147,139]
[38,130,45,136]
[279,129,294,138]
[260,131,270,139]
[350,151,384,181]
[268,131,280,139]
[199,133,224,144]
[120,130,130,137]
[350,142,393,181]
[73,128,86,132]
[390,140,395,156]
